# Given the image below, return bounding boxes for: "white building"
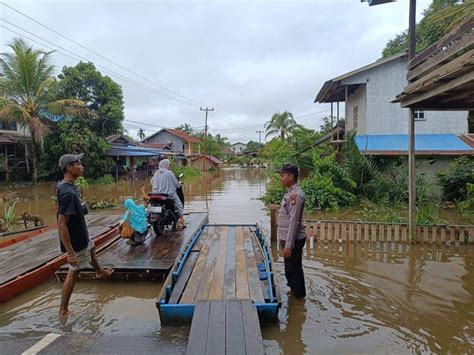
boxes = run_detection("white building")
[314,52,473,180]
[316,52,468,136]
[231,142,247,156]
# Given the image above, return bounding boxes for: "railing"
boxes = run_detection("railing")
[269,205,474,244]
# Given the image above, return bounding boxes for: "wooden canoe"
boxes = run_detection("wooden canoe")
[0,225,119,303]
[0,225,56,249]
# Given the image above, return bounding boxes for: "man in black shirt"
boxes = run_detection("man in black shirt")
[57,153,113,319]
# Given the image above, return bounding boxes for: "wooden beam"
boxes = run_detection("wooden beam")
[404,49,474,95]
[401,69,474,108]
[408,30,474,82]
[409,16,474,69]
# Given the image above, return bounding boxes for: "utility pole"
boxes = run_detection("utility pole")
[256,130,263,145]
[200,107,214,171]
[407,0,417,242]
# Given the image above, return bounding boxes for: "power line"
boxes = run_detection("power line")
[0,2,209,108]
[0,23,203,108]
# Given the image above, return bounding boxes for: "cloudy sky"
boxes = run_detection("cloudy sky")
[1,0,432,143]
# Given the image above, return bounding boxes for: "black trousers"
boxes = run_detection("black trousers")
[280,238,306,298]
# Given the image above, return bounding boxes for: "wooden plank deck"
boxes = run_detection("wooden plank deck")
[173,225,266,304]
[186,300,264,355]
[55,213,208,281]
[0,214,120,286]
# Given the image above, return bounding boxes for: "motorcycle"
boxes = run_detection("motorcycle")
[147,173,184,236]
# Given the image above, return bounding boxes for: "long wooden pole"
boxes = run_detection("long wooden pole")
[408,0,417,242]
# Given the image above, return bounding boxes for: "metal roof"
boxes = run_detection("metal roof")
[355,134,474,156]
[315,52,407,103]
[107,143,170,157]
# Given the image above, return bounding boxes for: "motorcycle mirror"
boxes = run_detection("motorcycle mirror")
[179,173,184,178]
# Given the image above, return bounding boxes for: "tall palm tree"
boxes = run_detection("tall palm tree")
[0,38,84,183]
[137,128,146,141]
[265,111,301,140]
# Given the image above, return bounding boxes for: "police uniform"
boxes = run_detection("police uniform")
[278,182,306,298]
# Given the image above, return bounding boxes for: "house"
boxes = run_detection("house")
[231,142,247,156]
[314,52,473,179]
[0,121,30,181]
[222,147,233,160]
[142,129,201,157]
[106,134,171,179]
[190,155,224,171]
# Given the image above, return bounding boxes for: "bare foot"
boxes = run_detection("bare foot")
[59,310,76,319]
[96,268,114,279]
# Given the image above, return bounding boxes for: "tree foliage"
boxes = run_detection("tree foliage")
[175,123,194,135]
[194,132,230,159]
[437,156,474,201]
[382,0,474,58]
[244,140,264,152]
[42,115,114,179]
[264,111,302,140]
[301,153,357,210]
[57,61,124,136]
[0,38,84,183]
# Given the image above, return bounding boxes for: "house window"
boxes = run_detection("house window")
[353,106,359,130]
[414,110,426,121]
[0,121,17,131]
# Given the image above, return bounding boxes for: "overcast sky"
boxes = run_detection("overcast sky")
[1,0,432,143]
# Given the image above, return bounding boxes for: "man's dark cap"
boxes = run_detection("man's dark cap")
[277,163,299,177]
[59,153,84,170]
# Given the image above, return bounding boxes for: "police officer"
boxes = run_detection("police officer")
[277,163,306,298]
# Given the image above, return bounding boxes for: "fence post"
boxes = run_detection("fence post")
[269,204,279,244]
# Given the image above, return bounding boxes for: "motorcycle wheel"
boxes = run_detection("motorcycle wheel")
[171,220,177,231]
[153,223,165,236]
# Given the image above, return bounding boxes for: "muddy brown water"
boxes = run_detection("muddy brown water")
[0,168,473,354]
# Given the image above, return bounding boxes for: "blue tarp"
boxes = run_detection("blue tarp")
[108,144,168,157]
[355,134,473,152]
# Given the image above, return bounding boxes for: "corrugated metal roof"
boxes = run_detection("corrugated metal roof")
[108,144,169,157]
[355,134,474,155]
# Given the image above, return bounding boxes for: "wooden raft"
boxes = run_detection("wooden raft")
[170,226,268,304]
[0,214,119,286]
[157,224,280,325]
[186,300,264,355]
[55,213,208,281]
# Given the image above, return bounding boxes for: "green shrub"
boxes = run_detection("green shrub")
[458,183,474,221]
[437,157,474,201]
[89,198,117,210]
[171,164,201,180]
[94,174,115,185]
[262,175,286,205]
[301,153,357,210]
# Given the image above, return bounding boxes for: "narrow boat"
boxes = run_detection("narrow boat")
[0,215,120,303]
[156,224,281,325]
[0,225,55,249]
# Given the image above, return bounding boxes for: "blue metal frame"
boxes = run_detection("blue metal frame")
[157,224,280,325]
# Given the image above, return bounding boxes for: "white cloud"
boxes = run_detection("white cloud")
[1,0,434,143]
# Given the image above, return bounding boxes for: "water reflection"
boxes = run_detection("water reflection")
[265,241,474,354]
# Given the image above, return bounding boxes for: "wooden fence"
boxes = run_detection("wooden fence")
[302,220,474,245]
[268,205,474,244]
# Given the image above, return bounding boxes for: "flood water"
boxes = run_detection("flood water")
[1,168,473,354]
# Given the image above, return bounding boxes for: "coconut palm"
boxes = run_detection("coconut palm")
[0,38,84,183]
[137,128,146,141]
[265,111,302,140]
